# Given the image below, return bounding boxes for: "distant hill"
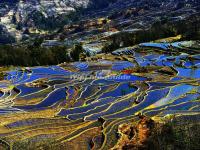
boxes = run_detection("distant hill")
[0,0,199,44]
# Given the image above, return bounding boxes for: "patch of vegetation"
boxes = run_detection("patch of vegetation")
[102,42,119,53]
[26,9,84,31]
[148,117,200,150]
[70,43,84,61]
[0,44,70,66]
[0,72,4,80]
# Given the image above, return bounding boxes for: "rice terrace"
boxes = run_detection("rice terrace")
[0,0,200,150]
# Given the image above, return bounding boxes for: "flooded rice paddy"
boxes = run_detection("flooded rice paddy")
[0,42,199,149]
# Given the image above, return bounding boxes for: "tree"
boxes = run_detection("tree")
[70,43,84,61]
[102,42,119,53]
[33,38,44,47]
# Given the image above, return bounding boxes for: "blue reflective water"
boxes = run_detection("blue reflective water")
[107,74,146,82]
[32,67,69,75]
[176,68,200,78]
[139,43,169,50]
[99,83,137,98]
[58,97,116,116]
[17,85,43,97]
[68,104,111,120]
[15,87,66,110]
[86,88,170,120]
[112,61,134,70]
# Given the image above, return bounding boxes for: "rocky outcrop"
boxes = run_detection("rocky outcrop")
[112,114,156,150]
[112,114,200,150]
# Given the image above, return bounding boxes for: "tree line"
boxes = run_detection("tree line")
[0,44,69,66]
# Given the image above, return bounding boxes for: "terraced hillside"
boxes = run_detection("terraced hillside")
[0,41,199,149]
